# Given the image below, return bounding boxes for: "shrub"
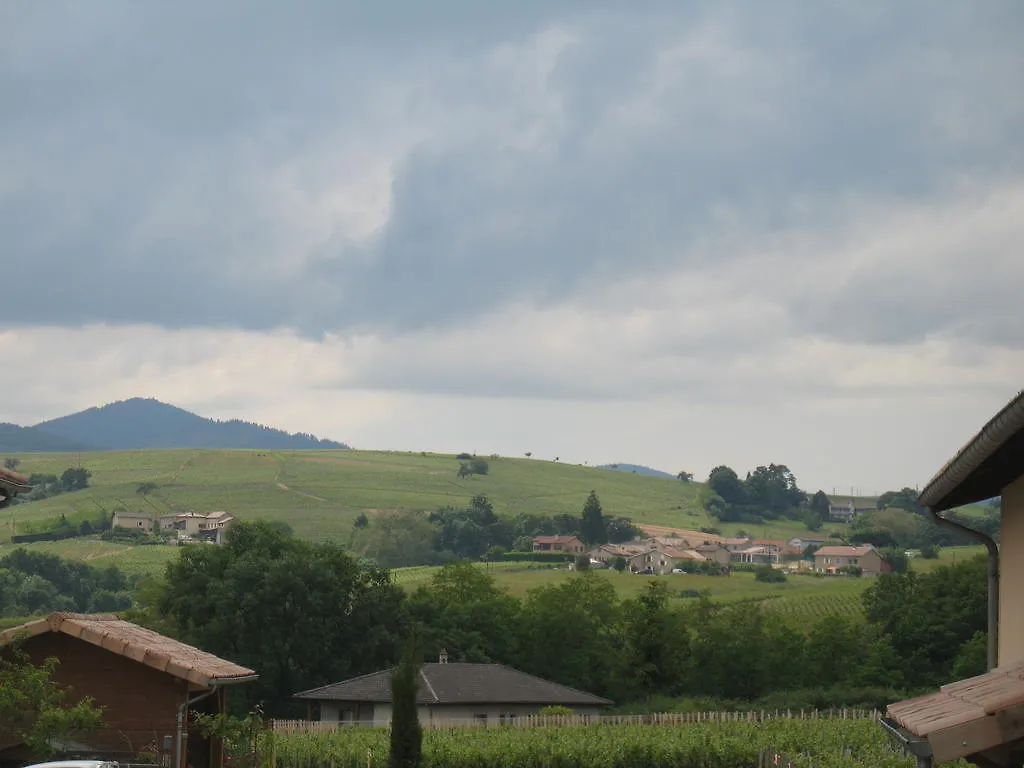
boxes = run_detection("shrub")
[754,565,787,583]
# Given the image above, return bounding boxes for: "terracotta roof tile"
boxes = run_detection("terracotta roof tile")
[0,612,256,689]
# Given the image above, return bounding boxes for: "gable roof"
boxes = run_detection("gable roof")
[919,389,1024,512]
[814,545,876,557]
[294,662,611,706]
[0,612,257,689]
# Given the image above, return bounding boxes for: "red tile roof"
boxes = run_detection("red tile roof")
[0,612,257,689]
[814,545,876,557]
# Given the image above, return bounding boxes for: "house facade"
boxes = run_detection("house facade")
[827,498,874,522]
[628,547,704,575]
[532,536,585,554]
[112,510,234,543]
[813,545,887,575]
[0,612,256,768]
[885,389,1024,766]
[294,661,610,726]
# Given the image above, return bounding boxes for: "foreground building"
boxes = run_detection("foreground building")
[884,390,1024,767]
[0,467,30,509]
[0,612,256,768]
[294,659,611,726]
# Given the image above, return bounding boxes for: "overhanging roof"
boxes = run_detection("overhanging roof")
[0,612,257,689]
[887,661,1024,764]
[919,390,1024,511]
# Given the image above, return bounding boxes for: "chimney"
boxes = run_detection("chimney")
[439,649,448,664]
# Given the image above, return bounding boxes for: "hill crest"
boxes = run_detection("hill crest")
[30,398,349,451]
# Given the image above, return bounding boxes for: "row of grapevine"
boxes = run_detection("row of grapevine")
[762,593,865,623]
[261,719,966,768]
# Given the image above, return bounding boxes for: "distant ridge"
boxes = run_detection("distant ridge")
[0,423,97,453]
[596,463,675,479]
[31,398,350,451]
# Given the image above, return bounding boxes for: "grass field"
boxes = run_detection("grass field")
[0,537,178,576]
[1,449,852,543]
[909,544,986,572]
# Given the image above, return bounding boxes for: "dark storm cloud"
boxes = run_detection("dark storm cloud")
[1,1,1022,345]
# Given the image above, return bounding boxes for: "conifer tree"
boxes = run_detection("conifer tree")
[389,638,423,768]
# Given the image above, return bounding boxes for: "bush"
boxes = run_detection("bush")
[574,555,590,571]
[919,543,940,559]
[469,458,489,476]
[754,565,787,583]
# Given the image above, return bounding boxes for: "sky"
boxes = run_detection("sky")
[1,1,1022,495]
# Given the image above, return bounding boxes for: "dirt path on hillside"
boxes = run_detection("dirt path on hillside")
[274,481,328,502]
[638,524,724,542]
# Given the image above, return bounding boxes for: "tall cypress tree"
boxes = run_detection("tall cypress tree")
[580,490,607,545]
[389,638,423,768]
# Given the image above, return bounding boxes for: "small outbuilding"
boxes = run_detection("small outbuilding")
[294,661,611,726]
[0,612,257,768]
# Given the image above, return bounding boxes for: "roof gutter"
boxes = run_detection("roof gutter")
[176,685,220,768]
[925,504,1000,671]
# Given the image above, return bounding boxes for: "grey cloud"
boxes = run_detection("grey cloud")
[2,1,1022,348]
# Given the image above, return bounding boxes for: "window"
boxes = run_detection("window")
[474,714,488,723]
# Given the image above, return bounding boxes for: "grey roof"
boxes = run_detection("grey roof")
[293,663,612,706]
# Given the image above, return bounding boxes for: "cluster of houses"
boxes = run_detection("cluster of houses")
[533,533,890,576]
[111,509,234,544]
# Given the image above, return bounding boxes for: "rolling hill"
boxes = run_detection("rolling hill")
[31,398,349,451]
[1,448,839,545]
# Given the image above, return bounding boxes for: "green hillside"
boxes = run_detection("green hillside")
[1,448,845,543]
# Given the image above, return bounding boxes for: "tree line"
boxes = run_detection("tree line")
[0,549,134,617]
[128,520,987,716]
[355,492,639,568]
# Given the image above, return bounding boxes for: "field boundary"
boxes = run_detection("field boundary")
[270,708,881,731]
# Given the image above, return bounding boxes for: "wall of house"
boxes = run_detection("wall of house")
[319,702,605,726]
[19,632,196,758]
[1000,475,1024,667]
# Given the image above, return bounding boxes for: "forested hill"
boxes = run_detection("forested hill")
[0,423,95,452]
[32,398,349,451]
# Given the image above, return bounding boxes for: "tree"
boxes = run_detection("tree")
[612,556,627,573]
[157,521,405,713]
[457,463,473,479]
[745,464,805,518]
[574,555,590,571]
[469,458,489,476]
[810,490,831,521]
[3,457,19,471]
[707,466,746,505]
[389,638,423,768]
[136,482,158,496]
[0,649,103,757]
[676,471,693,483]
[524,452,532,458]
[919,543,939,559]
[579,491,607,546]
[59,468,91,492]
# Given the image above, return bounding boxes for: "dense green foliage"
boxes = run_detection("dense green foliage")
[263,719,939,768]
[360,494,638,568]
[703,464,807,524]
[155,522,405,713]
[0,648,104,757]
[0,548,133,616]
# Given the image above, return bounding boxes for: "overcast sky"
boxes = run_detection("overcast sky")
[2,1,1022,494]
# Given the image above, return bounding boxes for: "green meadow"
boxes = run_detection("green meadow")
[2,449,849,542]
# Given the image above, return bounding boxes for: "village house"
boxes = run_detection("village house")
[827,497,874,522]
[721,536,754,552]
[694,543,731,565]
[813,544,887,575]
[885,390,1024,766]
[0,612,257,768]
[532,535,586,554]
[787,535,828,550]
[112,510,235,543]
[629,546,705,575]
[294,657,610,726]
[730,545,777,565]
[588,542,647,566]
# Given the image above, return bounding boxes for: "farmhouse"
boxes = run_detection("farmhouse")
[0,612,257,768]
[294,659,610,726]
[532,535,585,554]
[813,544,888,575]
[827,497,874,522]
[884,389,1024,766]
[629,546,705,575]
[0,467,30,509]
[112,510,235,543]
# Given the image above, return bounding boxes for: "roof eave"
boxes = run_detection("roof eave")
[919,390,1024,512]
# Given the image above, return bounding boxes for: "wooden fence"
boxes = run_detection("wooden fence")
[270,708,882,732]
